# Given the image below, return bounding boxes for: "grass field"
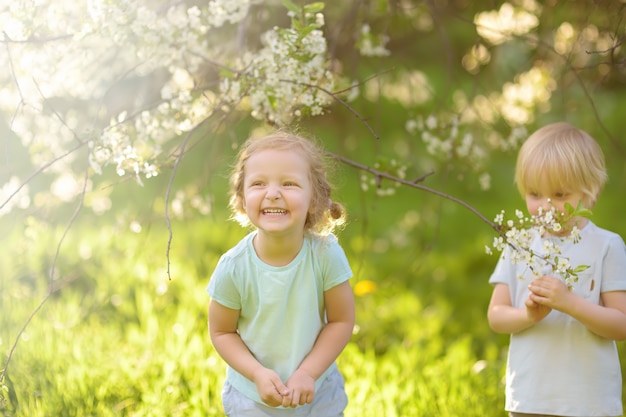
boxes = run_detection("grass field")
[1,208,624,416]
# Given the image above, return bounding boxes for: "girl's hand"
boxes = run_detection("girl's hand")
[252,367,290,407]
[528,275,573,313]
[283,368,315,408]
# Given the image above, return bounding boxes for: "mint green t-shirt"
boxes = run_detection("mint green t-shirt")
[207,232,353,404]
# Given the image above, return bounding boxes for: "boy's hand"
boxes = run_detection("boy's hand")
[528,275,573,312]
[252,367,290,407]
[283,368,315,408]
[524,293,551,323]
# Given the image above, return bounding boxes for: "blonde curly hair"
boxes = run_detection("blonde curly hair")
[228,131,346,235]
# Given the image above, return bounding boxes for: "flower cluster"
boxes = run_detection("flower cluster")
[405,113,527,190]
[357,24,391,57]
[1,0,252,202]
[89,121,159,182]
[206,0,250,28]
[359,157,407,196]
[486,202,591,287]
[474,2,541,46]
[220,3,334,125]
[0,177,31,216]
[82,1,250,181]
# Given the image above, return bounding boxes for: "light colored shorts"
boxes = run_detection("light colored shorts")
[510,414,559,417]
[222,367,348,417]
[510,413,612,417]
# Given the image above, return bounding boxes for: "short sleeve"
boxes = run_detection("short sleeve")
[317,234,353,291]
[489,245,516,286]
[207,255,242,310]
[600,234,626,292]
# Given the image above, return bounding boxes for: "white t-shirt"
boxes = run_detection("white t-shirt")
[489,221,626,416]
[208,231,353,404]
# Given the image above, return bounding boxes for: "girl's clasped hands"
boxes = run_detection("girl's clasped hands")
[252,367,315,408]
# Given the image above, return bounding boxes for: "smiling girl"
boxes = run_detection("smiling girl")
[208,131,354,416]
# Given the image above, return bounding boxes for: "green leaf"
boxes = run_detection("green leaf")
[576,207,593,218]
[267,95,277,109]
[573,264,590,273]
[299,26,316,39]
[572,201,593,218]
[282,0,300,14]
[304,2,325,14]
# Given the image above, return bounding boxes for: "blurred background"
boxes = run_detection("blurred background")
[1,1,625,415]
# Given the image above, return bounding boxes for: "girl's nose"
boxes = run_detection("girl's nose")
[265,186,281,201]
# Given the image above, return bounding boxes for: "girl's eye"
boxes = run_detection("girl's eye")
[284,182,297,187]
[554,192,568,199]
[528,191,540,198]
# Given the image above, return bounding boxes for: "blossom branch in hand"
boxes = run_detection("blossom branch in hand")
[486,201,592,288]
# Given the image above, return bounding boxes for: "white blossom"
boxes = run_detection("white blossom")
[486,205,589,287]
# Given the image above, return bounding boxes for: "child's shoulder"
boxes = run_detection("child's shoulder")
[220,232,255,260]
[306,232,339,249]
[585,221,625,246]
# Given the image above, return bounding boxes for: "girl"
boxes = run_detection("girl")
[208,131,355,416]
[487,122,626,417]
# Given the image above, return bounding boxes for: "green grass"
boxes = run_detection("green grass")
[0,213,623,416]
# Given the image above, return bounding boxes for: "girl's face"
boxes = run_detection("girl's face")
[242,148,313,238]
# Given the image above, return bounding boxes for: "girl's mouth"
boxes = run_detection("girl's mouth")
[262,209,287,215]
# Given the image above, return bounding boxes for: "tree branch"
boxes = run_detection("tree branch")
[327,151,496,230]
[0,153,90,386]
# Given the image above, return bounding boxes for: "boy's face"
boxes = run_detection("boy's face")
[524,183,587,232]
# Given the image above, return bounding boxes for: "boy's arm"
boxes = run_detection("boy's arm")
[488,283,550,334]
[528,277,626,340]
[208,300,289,406]
[283,281,355,407]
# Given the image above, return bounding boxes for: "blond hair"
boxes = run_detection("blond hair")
[228,131,346,235]
[514,122,607,208]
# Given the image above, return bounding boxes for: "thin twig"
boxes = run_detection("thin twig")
[327,151,496,230]
[164,129,194,281]
[0,152,89,386]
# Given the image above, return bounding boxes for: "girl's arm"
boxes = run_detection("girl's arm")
[298,280,355,378]
[208,300,289,406]
[282,280,355,407]
[487,283,550,334]
[528,277,626,340]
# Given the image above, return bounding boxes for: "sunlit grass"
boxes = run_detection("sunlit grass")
[1,215,623,416]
